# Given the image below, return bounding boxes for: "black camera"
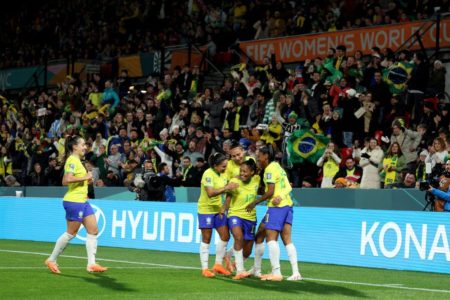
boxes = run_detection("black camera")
[419,181,431,191]
[419,178,439,191]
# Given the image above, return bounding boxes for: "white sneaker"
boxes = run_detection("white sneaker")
[247,266,262,278]
[287,272,303,281]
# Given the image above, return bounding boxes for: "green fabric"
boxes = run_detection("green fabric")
[287,129,329,164]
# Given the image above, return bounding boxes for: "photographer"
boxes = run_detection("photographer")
[426,161,450,211]
[129,159,160,201]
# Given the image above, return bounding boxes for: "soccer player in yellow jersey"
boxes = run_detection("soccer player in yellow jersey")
[198,152,239,278]
[246,145,302,281]
[221,160,259,280]
[45,136,107,274]
[223,142,255,270]
[225,142,254,181]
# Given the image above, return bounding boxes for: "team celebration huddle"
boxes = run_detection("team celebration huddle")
[43,135,300,281]
[197,143,302,281]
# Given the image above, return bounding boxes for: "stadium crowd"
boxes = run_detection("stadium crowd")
[0,0,450,194]
[1,0,449,68]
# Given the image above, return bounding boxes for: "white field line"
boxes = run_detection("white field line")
[0,249,198,270]
[0,249,449,294]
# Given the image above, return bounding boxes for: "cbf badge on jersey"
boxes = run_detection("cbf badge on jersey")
[69,164,75,171]
[266,173,272,180]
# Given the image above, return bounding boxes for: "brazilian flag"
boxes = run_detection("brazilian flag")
[382,62,414,95]
[287,129,329,164]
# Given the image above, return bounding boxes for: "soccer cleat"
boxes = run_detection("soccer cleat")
[202,269,215,278]
[247,266,262,278]
[260,273,283,281]
[212,263,231,276]
[86,264,108,273]
[287,272,303,281]
[232,271,251,280]
[223,254,235,273]
[45,259,61,274]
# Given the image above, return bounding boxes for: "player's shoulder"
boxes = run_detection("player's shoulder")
[65,155,80,167]
[229,177,241,185]
[202,168,218,181]
[252,174,261,183]
[265,162,279,173]
[203,168,214,176]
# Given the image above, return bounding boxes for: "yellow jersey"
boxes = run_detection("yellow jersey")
[197,168,228,214]
[264,162,293,207]
[63,155,88,203]
[228,175,260,221]
[225,155,254,181]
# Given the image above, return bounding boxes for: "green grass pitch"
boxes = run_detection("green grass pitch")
[0,239,448,299]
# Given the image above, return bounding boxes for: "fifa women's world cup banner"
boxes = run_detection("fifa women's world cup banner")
[239,19,450,64]
[0,198,449,274]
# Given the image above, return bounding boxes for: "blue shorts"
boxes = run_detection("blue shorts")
[262,206,293,232]
[198,213,228,229]
[228,216,256,241]
[63,201,95,222]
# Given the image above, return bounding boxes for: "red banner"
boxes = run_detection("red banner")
[239,20,450,64]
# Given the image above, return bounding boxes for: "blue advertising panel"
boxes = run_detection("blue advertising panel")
[0,197,448,274]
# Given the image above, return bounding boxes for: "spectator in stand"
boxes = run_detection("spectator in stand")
[317,141,342,188]
[415,150,428,183]
[380,142,406,188]
[100,80,120,115]
[369,71,391,126]
[225,96,249,139]
[0,146,13,180]
[184,140,204,167]
[429,60,446,96]
[5,175,20,187]
[45,157,63,186]
[92,133,108,156]
[259,115,282,150]
[391,172,417,189]
[359,138,384,189]
[105,144,124,176]
[339,89,360,148]
[301,176,316,188]
[104,170,120,187]
[178,156,194,187]
[333,157,363,187]
[425,137,448,170]
[406,52,429,125]
[28,162,47,186]
[390,120,421,168]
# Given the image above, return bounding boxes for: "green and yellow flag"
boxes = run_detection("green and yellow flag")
[382,61,414,95]
[287,129,329,164]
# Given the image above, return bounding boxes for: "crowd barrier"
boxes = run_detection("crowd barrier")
[0,197,448,274]
[0,186,429,211]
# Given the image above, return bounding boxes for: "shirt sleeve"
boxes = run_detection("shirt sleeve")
[264,165,277,184]
[64,159,76,175]
[202,171,214,188]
